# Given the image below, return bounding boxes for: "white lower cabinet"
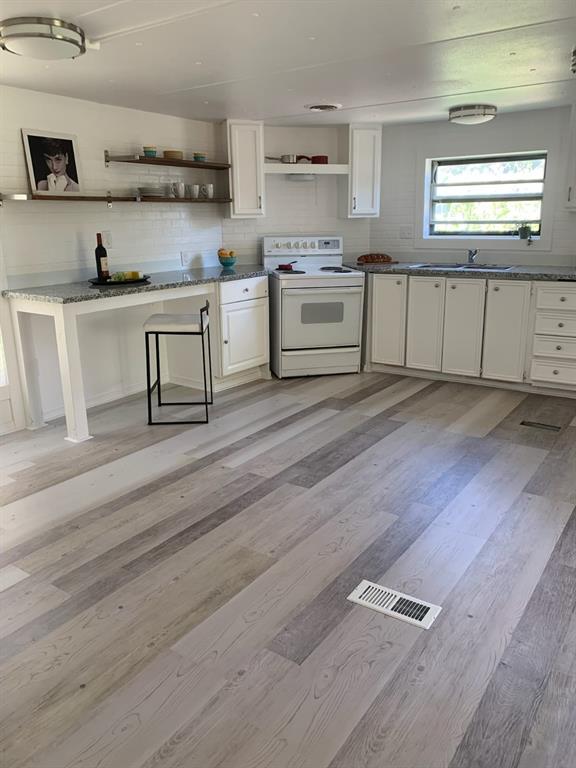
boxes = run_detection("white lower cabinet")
[220,296,269,376]
[482,280,531,382]
[442,279,486,377]
[371,274,407,365]
[406,277,446,371]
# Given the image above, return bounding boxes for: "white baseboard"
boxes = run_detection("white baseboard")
[42,379,148,422]
[169,366,268,393]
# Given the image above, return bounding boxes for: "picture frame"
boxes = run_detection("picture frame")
[21,129,83,196]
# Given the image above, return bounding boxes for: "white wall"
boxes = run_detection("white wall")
[371,107,576,266]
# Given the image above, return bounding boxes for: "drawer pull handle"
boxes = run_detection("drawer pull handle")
[556,345,563,350]
[558,322,565,328]
[494,286,500,292]
[560,296,567,302]
[553,369,559,375]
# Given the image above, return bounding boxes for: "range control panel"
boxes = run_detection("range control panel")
[263,236,343,257]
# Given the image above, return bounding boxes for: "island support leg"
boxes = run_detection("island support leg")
[53,305,92,443]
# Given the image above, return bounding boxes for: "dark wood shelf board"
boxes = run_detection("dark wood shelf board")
[27,194,232,204]
[105,154,231,171]
[139,196,232,204]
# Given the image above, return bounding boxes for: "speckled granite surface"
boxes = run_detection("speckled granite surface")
[344,262,576,281]
[2,265,268,304]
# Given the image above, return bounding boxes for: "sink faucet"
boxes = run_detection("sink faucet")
[467,249,479,264]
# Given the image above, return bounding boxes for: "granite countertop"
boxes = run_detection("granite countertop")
[345,262,576,281]
[1,264,268,304]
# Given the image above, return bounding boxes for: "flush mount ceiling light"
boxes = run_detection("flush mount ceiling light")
[0,16,86,59]
[306,103,342,112]
[449,104,497,125]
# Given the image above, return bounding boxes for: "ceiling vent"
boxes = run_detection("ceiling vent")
[0,16,86,59]
[449,104,497,125]
[306,104,343,112]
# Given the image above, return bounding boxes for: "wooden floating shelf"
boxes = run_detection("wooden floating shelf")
[105,152,231,171]
[0,193,232,206]
[264,163,350,175]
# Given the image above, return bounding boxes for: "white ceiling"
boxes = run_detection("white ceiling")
[0,0,575,124]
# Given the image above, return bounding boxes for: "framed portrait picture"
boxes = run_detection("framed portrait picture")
[22,129,82,195]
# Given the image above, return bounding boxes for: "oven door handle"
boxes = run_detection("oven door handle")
[282,287,364,296]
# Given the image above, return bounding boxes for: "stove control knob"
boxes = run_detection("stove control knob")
[294,242,300,249]
[301,241,308,249]
[285,242,292,249]
[309,241,316,249]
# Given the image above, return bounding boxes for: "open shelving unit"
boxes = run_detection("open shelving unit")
[264,163,349,175]
[104,151,231,171]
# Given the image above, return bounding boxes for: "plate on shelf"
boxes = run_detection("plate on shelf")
[89,275,151,287]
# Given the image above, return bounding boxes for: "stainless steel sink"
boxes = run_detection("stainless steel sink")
[408,263,514,272]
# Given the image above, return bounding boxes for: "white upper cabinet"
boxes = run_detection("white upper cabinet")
[227,120,265,218]
[566,105,576,210]
[442,279,486,377]
[371,274,407,366]
[347,125,382,217]
[406,277,446,371]
[482,280,531,382]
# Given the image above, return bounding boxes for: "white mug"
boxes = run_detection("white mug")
[175,182,186,198]
[191,184,200,199]
[200,183,214,199]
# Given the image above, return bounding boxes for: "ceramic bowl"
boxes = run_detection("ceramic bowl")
[218,254,237,267]
[143,146,157,157]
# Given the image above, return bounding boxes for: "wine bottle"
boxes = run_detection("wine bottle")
[95,233,109,280]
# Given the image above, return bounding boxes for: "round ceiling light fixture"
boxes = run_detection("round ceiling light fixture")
[306,103,342,112]
[0,17,86,60]
[449,104,497,125]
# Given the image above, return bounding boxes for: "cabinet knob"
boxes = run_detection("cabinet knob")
[450,285,456,290]
[553,369,559,375]
[560,296,567,302]
[224,340,229,344]
[434,282,440,288]
[243,287,249,293]
[396,280,402,285]
[558,322,565,328]
[556,345,563,350]
[494,286,500,291]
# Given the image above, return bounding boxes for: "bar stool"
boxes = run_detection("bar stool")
[143,302,213,425]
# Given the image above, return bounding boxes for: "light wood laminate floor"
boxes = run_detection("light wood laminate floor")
[0,373,575,768]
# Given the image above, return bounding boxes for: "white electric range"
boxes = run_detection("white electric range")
[263,236,365,378]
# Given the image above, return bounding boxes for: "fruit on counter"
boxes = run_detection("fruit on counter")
[218,248,236,258]
[109,271,142,281]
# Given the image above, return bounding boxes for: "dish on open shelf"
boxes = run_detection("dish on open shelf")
[89,274,151,287]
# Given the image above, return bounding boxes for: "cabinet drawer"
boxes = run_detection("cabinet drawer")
[220,276,268,304]
[536,284,576,311]
[533,335,576,359]
[530,359,576,386]
[534,312,576,337]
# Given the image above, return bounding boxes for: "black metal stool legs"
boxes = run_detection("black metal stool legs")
[145,303,213,425]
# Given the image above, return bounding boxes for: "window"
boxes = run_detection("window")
[427,153,547,238]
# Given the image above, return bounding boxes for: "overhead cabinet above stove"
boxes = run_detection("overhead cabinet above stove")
[224,121,382,219]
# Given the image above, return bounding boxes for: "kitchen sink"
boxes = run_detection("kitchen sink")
[408,263,515,272]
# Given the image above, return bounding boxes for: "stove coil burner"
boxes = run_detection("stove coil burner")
[320,266,352,273]
[276,268,306,274]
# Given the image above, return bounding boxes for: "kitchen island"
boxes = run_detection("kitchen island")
[2,265,268,442]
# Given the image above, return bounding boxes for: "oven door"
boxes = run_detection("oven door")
[282,286,364,349]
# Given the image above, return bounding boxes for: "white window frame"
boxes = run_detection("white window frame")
[415,149,556,252]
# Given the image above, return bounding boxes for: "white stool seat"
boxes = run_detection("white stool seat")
[144,312,208,333]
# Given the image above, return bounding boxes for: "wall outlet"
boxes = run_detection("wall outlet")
[399,227,413,240]
[101,231,113,248]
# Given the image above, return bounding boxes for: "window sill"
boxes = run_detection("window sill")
[415,234,552,252]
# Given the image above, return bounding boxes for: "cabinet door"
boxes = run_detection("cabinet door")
[566,105,576,210]
[349,125,382,217]
[482,280,530,382]
[371,275,407,365]
[228,121,265,218]
[406,277,446,371]
[442,279,486,376]
[220,298,269,376]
